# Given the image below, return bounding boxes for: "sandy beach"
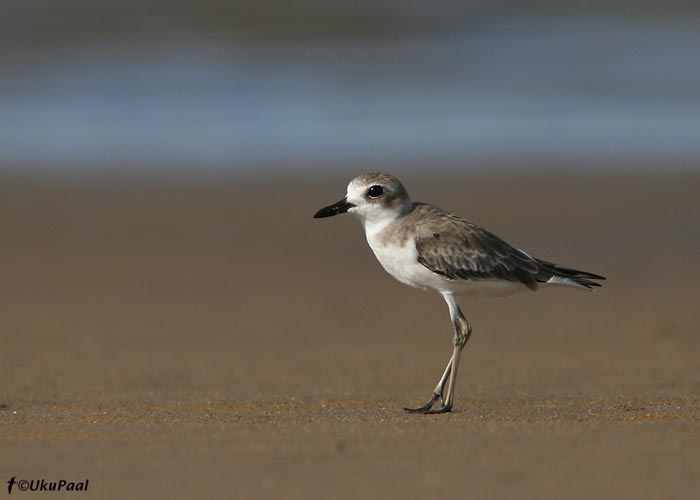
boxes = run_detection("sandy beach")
[1,174,699,499]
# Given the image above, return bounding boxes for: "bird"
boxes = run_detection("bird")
[313,173,605,414]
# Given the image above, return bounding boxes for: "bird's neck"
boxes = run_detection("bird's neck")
[361,202,413,240]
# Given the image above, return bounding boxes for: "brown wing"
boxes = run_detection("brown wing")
[415,212,542,290]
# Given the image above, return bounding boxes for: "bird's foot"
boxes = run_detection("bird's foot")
[423,404,452,414]
[404,393,445,414]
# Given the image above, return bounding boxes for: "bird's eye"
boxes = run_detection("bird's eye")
[367,185,384,198]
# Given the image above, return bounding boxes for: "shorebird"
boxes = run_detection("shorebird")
[314,173,605,414]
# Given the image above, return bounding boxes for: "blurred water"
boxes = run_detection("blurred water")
[1,17,700,176]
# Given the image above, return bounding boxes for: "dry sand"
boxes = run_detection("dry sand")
[1,174,699,499]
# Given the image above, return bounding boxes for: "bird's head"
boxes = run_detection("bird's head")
[313,173,412,226]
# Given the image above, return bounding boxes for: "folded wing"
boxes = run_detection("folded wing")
[414,209,604,291]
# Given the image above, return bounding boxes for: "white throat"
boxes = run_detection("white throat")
[356,202,412,244]
[362,211,399,239]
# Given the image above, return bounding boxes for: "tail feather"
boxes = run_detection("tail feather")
[536,259,606,291]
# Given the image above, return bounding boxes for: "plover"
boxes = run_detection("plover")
[314,173,605,414]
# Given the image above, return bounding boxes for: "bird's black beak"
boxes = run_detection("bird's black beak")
[313,198,355,218]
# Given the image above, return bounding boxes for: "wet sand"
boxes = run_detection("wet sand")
[1,174,699,499]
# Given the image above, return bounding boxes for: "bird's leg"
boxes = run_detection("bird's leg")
[425,313,472,414]
[407,293,472,415]
[403,356,453,413]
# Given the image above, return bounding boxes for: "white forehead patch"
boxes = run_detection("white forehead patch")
[346,178,368,198]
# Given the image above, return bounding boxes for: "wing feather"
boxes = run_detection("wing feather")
[415,211,541,290]
[409,203,605,291]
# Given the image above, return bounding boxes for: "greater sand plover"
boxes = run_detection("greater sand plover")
[314,173,605,414]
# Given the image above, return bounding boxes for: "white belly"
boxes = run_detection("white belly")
[366,235,525,297]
